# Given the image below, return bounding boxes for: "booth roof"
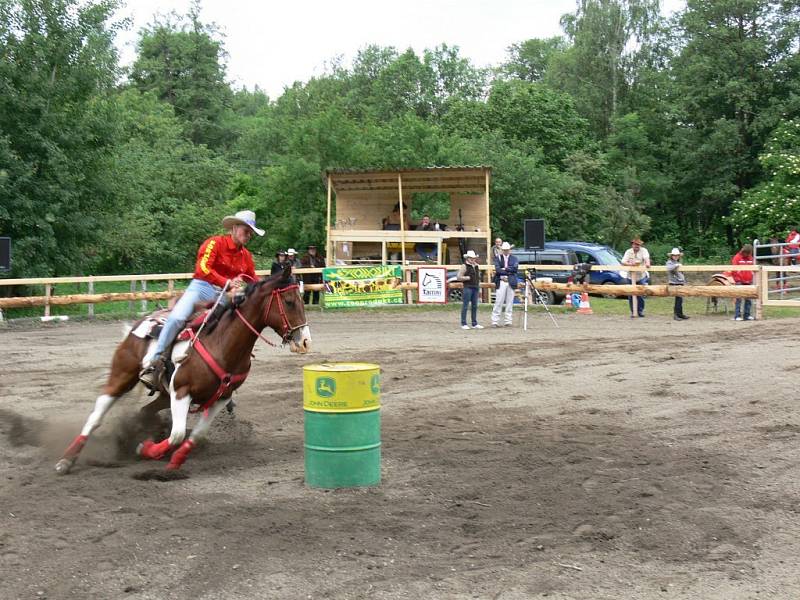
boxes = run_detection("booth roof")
[324,166,491,194]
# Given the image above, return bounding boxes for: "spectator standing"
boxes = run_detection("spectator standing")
[491,237,503,261]
[666,248,690,321]
[286,248,302,269]
[492,242,519,327]
[270,250,288,275]
[786,227,800,265]
[621,237,651,318]
[301,245,326,305]
[732,244,755,321]
[457,250,483,330]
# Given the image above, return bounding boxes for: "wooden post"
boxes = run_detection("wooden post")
[381,242,387,265]
[326,174,333,265]
[44,284,51,318]
[756,266,766,320]
[398,174,406,266]
[404,267,412,305]
[129,280,136,312]
[484,169,491,262]
[140,280,148,313]
[87,281,95,317]
[168,279,175,309]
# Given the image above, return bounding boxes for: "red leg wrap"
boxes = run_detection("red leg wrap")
[64,435,88,458]
[139,438,172,460]
[166,439,196,470]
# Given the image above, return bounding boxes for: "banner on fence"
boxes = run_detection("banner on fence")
[322,265,403,307]
[417,266,447,304]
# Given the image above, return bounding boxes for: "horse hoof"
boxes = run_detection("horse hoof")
[55,458,73,475]
[136,440,152,457]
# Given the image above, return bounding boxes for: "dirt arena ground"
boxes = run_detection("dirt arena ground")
[1,307,799,600]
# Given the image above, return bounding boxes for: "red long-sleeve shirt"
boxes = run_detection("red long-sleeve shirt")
[193,235,256,287]
[731,252,754,284]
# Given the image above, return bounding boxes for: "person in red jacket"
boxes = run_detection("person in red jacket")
[140,210,264,389]
[786,227,800,265]
[732,244,755,321]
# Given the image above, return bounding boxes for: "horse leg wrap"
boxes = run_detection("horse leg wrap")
[64,435,88,458]
[166,440,196,470]
[138,438,172,460]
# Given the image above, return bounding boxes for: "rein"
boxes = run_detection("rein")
[235,283,306,347]
[186,282,306,413]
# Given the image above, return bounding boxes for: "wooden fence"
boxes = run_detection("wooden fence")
[0,263,777,321]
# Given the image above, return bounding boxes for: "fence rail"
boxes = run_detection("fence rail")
[0,263,778,320]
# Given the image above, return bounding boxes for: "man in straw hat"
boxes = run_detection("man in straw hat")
[666,247,690,321]
[621,237,651,318]
[456,249,484,330]
[139,210,264,390]
[492,241,519,327]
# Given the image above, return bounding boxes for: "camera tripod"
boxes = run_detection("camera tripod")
[523,269,559,329]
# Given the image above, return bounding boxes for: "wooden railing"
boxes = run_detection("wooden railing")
[0,263,775,320]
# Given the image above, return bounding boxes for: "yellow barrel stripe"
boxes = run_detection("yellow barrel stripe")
[303,363,380,412]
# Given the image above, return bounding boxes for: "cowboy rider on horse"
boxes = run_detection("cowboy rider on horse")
[139,210,264,390]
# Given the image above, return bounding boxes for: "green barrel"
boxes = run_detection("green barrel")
[303,363,381,488]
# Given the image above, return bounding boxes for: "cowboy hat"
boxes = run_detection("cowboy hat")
[287,248,297,255]
[275,249,287,256]
[500,242,513,250]
[222,210,265,237]
[464,250,479,259]
[631,237,644,245]
[668,247,682,256]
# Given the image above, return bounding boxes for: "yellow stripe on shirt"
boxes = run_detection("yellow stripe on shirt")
[200,239,216,274]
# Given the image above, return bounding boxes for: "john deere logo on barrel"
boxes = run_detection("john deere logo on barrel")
[370,374,380,394]
[316,377,336,398]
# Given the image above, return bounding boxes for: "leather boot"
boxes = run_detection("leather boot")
[139,353,167,391]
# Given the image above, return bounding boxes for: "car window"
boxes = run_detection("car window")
[592,248,622,265]
[576,251,596,264]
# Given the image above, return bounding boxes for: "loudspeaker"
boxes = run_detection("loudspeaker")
[524,219,545,250]
[0,237,9,271]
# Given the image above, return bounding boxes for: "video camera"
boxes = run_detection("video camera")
[572,262,592,285]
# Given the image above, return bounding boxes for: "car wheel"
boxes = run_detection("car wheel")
[448,288,462,302]
[534,290,555,305]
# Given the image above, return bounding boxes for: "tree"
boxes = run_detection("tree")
[550,0,662,138]
[129,3,233,149]
[729,119,800,240]
[500,37,568,82]
[0,0,122,276]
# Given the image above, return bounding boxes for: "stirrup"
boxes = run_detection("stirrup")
[139,355,166,393]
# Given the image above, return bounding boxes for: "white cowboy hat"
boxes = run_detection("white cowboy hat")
[464,250,479,259]
[500,242,513,250]
[287,248,297,255]
[669,247,683,256]
[222,210,265,237]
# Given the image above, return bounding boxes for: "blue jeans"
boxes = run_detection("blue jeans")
[734,283,752,319]
[154,279,221,354]
[627,276,649,316]
[461,286,479,326]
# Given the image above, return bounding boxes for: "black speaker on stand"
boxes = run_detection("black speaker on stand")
[524,219,545,250]
[0,237,10,272]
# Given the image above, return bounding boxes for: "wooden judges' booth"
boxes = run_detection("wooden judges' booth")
[324,167,492,266]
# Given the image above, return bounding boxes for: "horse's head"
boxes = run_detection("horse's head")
[240,267,312,353]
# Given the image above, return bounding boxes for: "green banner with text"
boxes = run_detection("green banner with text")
[322,265,403,307]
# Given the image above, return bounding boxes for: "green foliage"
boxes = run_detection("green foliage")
[729,119,800,239]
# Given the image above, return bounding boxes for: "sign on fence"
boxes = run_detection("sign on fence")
[322,265,403,308]
[417,267,447,304]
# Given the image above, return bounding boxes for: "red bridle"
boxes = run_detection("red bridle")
[234,283,307,347]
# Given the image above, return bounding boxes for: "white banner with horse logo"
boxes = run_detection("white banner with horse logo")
[417,267,447,304]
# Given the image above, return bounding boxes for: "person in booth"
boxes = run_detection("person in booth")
[139,210,263,390]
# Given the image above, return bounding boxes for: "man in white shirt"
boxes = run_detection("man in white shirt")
[621,237,651,318]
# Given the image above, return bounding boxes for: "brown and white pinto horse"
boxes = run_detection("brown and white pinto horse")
[55,267,311,474]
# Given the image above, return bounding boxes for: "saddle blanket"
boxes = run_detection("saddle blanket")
[131,316,166,339]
